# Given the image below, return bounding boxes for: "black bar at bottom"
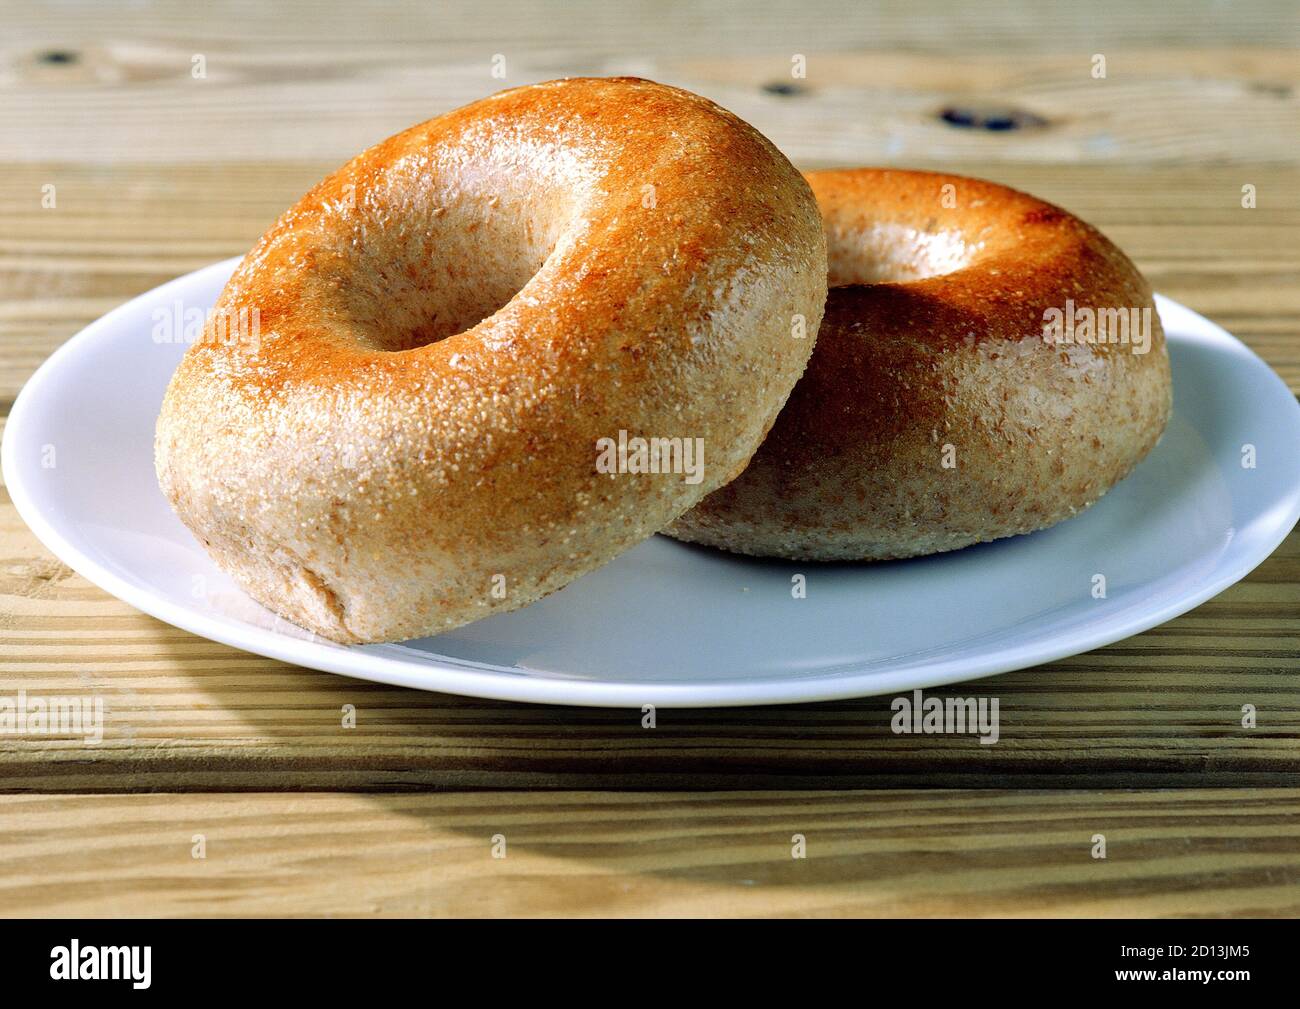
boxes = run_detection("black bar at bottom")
[0,918,1282,995]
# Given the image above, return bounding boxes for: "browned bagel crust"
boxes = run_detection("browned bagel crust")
[666,168,1173,560]
[155,78,826,642]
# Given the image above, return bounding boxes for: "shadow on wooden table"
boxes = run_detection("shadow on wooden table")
[153,550,1300,794]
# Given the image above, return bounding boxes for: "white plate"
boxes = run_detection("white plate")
[5,258,1299,706]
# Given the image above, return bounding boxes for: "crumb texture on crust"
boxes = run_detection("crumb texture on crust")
[155,77,827,642]
[666,167,1173,561]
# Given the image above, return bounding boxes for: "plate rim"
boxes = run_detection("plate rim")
[4,262,1299,707]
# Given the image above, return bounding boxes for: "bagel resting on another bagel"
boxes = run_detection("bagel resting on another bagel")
[155,77,827,642]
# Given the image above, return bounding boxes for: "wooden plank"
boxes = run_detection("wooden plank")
[2,162,1298,408]
[2,1,1296,165]
[0,789,1295,917]
[2,433,1296,793]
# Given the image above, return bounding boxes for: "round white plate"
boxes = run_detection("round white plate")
[4,258,1299,706]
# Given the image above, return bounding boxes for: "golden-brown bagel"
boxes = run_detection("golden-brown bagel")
[666,168,1172,560]
[155,77,826,642]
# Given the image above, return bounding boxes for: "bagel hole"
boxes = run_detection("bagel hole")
[382,273,534,352]
[340,192,566,353]
[827,222,978,286]
[350,250,547,353]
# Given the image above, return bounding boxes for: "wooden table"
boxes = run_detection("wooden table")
[2,0,1298,917]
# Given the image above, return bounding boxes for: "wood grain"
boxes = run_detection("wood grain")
[2,2,1297,165]
[2,162,1298,406]
[1,789,1296,917]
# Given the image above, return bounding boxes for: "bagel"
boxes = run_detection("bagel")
[155,77,826,642]
[666,168,1172,560]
